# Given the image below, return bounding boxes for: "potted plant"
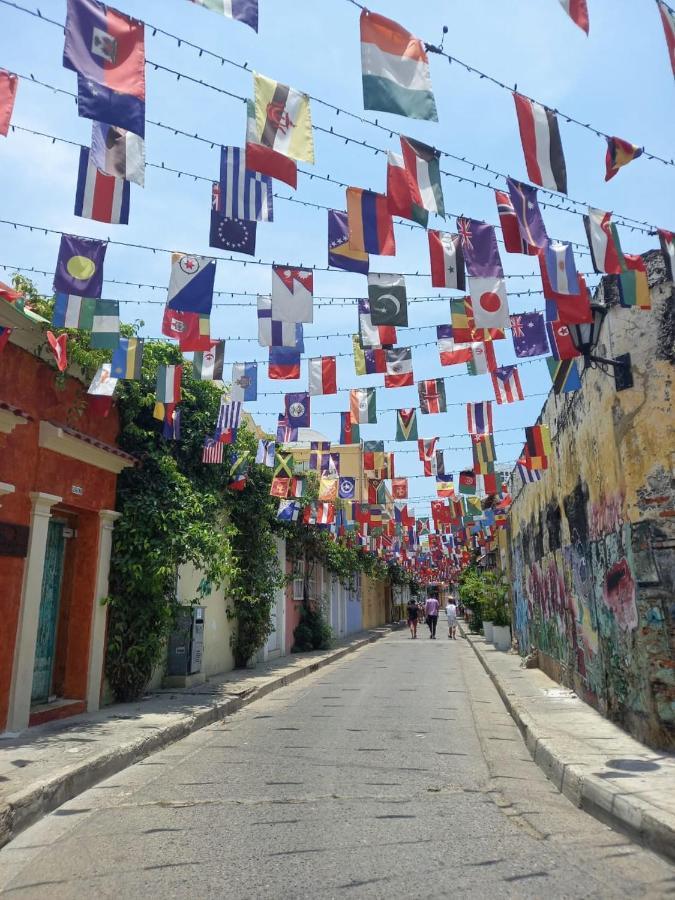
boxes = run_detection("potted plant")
[490,577,511,651]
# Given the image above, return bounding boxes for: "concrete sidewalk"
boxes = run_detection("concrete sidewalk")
[0,627,396,849]
[461,625,675,862]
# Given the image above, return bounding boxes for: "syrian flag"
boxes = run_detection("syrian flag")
[469,277,510,329]
[466,401,493,435]
[428,231,465,289]
[74,147,130,225]
[584,208,623,274]
[558,0,589,33]
[308,356,337,395]
[659,228,675,281]
[491,365,524,404]
[513,93,567,194]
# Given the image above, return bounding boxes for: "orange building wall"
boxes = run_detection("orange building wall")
[0,342,121,729]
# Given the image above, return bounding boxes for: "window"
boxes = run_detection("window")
[293,560,305,601]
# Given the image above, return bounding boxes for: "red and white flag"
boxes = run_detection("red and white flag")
[658,228,675,281]
[491,365,524,404]
[271,266,313,323]
[0,70,18,137]
[558,0,589,34]
[513,93,567,194]
[47,331,68,371]
[308,356,337,395]
[469,277,510,329]
[428,230,465,289]
[658,1,675,77]
[584,207,623,274]
[466,401,493,435]
[74,148,130,225]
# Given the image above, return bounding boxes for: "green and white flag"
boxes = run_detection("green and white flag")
[350,387,377,424]
[90,299,120,350]
[193,340,225,381]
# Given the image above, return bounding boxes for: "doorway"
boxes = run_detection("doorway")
[31,519,67,704]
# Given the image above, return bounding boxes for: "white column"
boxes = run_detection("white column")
[6,491,62,733]
[85,509,121,712]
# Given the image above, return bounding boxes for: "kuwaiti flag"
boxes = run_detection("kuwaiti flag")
[252,72,314,164]
[350,387,377,424]
[328,209,369,274]
[384,347,414,388]
[436,325,472,366]
[584,207,623,274]
[360,9,437,121]
[506,177,548,250]
[230,361,258,401]
[605,136,643,182]
[387,136,444,226]
[193,340,225,381]
[271,267,313,323]
[74,147,130,225]
[658,1,675,76]
[91,121,144,186]
[308,356,337,395]
[491,365,524,404]
[513,93,567,194]
[558,0,589,34]
[469,277,510,329]
[167,253,216,315]
[189,0,258,31]
[542,240,579,295]
[428,231,465,290]
[285,392,311,429]
[63,0,146,138]
[466,401,493,435]
[347,188,396,256]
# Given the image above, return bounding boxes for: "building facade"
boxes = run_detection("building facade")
[0,302,133,733]
[507,252,674,750]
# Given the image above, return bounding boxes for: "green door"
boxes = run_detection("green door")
[31,520,67,704]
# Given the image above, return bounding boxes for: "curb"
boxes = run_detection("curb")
[0,627,395,850]
[460,623,675,863]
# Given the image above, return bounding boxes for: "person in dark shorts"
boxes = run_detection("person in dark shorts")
[407,597,419,639]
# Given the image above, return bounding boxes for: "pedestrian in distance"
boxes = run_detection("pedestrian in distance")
[424,591,440,639]
[445,595,458,640]
[406,596,419,639]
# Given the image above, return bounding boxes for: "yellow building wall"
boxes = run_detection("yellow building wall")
[361,574,388,629]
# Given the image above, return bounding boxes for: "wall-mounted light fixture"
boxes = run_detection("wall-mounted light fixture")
[568,301,634,392]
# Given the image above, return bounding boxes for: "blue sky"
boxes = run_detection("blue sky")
[1,0,673,514]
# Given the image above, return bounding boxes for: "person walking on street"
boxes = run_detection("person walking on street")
[425,592,439,639]
[406,597,419,639]
[445,596,458,640]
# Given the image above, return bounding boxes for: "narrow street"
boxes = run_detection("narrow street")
[0,631,672,899]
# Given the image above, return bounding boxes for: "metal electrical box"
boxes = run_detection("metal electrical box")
[167,606,205,677]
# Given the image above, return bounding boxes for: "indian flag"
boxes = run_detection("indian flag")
[360,10,437,122]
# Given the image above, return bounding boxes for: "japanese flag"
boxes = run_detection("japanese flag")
[469,277,510,329]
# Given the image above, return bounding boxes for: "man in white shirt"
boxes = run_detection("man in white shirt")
[445,596,458,640]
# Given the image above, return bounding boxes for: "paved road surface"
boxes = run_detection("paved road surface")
[1,631,673,898]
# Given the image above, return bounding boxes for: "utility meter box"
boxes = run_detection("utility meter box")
[167,606,205,677]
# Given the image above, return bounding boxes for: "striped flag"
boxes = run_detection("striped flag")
[657,1,675,77]
[0,70,18,137]
[255,439,276,467]
[347,188,396,256]
[472,434,497,474]
[547,357,582,394]
[387,136,444,226]
[542,240,580,295]
[90,300,120,349]
[154,364,182,420]
[52,294,95,329]
[605,136,643,182]
[74,147,130,225]
[437,325,472,367]
[491,366,524,404]
[513,93,567,194]
[466,401,493,435]
[193,341,225,381]
[253,72,314,163]
[350,388,377,424]
[558,0,589,34]
[189,0,258,31]
[216,398,243,437]
[340,411,360,444]
[217,146,273,221]
[202,436,225,464]
[308,356,337,395]
[111,337,144,379]
[428,231,465,290]
[584,208,623,274]
[360,10,437,121]
[518,460,543,484]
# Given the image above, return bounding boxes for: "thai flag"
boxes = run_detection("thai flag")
[466,401,493,435]
[75,147,130,224]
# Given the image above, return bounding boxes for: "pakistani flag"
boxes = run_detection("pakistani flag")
[90,300,120,350]
[350,388,377,424]
[367,273,408,327]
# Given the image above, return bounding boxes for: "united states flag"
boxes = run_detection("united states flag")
[202,437,224,464]
[217,146,273,222]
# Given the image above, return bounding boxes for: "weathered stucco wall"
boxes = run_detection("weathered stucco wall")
[508,251,674,750]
